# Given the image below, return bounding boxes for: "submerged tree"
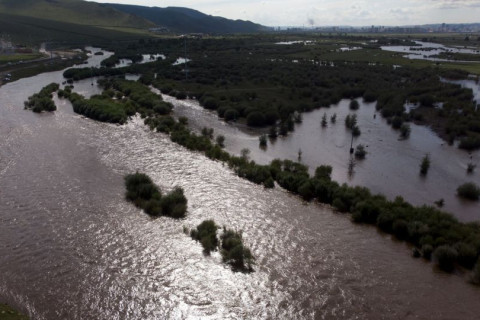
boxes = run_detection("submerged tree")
[321,113,328,128]
[420,154,430,176]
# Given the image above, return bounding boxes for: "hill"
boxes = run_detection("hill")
[105,4,269,34]
[0,13,150,46]
[0,0,154,29]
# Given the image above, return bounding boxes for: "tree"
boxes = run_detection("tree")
[349,100,359,110]
[355,144,367,159]
[321,113,328,128]
[400,124,411,139]
[457,182,480,201]
[216,135,225,148]
[259,134,267,148]
[420,154,430,176]
[330,113,337,123]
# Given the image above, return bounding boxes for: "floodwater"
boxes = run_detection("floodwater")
[164,95,480,222]
[381,41,480,62]
[1,51,480,320]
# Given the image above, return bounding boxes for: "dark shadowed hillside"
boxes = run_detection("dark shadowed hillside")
[106,4,269,33]
[0,0,154,28]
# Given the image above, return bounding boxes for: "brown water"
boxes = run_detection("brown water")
[1,52,480,320]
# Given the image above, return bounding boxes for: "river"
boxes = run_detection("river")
[1,50,480,319]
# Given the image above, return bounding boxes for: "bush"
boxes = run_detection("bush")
[434,245,458,272]
[159,187,188,218]
[190,220,219,254]
[349,100,360,110]
[457,182,480,201]
[220,228,255,271]
[420,154,430,176]
[421,244,433,260]
[400,124,411,139]
[124,173,187,219]
[354,144,367,159]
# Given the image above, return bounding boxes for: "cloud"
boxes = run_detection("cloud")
[428,0,480,9]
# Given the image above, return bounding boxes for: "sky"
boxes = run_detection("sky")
[92,0,480,27]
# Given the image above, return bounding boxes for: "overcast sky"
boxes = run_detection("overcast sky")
[93,0,480,27]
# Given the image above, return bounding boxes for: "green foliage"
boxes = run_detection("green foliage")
[457,182,480,201]
[400,123,411,139]
[354,144,367,159]
[314,165,332,180]
[259,134,267,147]
[220,227,255,271]
[349,100,360,110]
[0,303,28,320]
[124,172,187,219]
[190,220,219,254]
[24,82,59,113]
[434,245,458,272]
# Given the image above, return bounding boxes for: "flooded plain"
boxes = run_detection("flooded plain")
[164,94,480,222]
[1,51,480,320]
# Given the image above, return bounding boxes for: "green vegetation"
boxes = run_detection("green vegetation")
[321,113,328,128]
[190,220,219,254]
[457,183,480,201]
[354,144,367,159]
[190,220,255,271]
[0,303,28,320]
[0,53,43,65]
[420,154,430,176]
[124,172,187,219]
[349,100,359,110]
[24,82,59,112]
[400,123,411,139]
[59,35,480,148]
[220,227,255,271]
[0,0,154,29]
[58,78,173,124]
[434,245,458,272]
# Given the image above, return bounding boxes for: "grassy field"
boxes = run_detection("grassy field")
[0,0,153,29]
[0,53,44,65]
[0,13,152,47]
[0,303,28,320]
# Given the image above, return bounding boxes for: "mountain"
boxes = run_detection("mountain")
[0,0,154,29]
[105,4,269,34]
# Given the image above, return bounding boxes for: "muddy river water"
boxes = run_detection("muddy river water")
[1,50,480,319]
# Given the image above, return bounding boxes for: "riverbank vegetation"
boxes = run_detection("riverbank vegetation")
[124,172,187,218]
[24,83,59,112]
[61,34,480,148]
[59,34,480,282]
[58,78,173,123]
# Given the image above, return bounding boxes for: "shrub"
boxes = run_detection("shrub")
[400,124,411,139]
[190,220,219,254]
[220,228,255,271]
[124,173,187,219]
[315,165,332,180]
[434,245,458,272]
[160,187,188,218]
[420,154,430,176]
[354,144,367,159]
[421,244,433,260]
[457,182,480,201]
[349,100,359,110]
[455,242,478,269]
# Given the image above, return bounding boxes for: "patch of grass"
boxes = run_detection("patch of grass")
[0,303,28,320]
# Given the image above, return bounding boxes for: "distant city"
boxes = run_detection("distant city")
[277,23,480,33]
